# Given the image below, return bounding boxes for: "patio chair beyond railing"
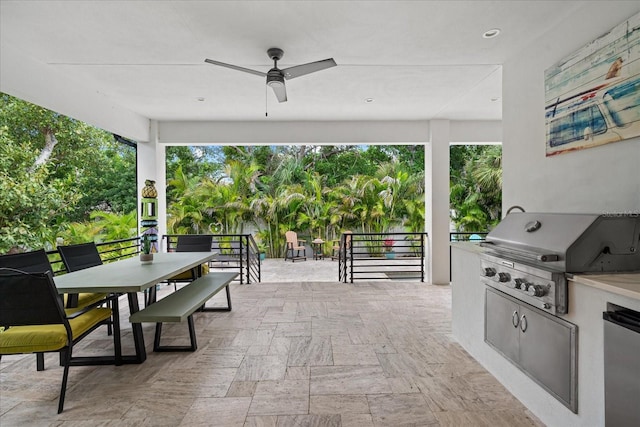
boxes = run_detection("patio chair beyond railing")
[284,231,307,262]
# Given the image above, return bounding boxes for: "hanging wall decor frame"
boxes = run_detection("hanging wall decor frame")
[545,11,640,156]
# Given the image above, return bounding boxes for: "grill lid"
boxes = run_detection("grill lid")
[482,212,640,273]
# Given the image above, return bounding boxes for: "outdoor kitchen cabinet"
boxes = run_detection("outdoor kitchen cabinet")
[452,243,640,426]
[485,288,578,413]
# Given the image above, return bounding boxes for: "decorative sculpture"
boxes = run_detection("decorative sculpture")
[140,179,159,253]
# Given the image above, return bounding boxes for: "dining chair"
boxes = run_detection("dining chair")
[0,268,117,413]
[285,231,307,262]
[211,239,241,266]
[58,242,103,272]
[0,248,52,273]
[0,248,109,370]
[57,243,113,331]
[175,235,213,252]
[166,235,213,293]
[0,248,106,302]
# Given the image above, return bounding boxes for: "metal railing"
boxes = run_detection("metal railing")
[163,234,261,284]
[337,232,428,283]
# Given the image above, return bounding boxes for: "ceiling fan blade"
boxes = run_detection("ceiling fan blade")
[282,58,337,79]
[270,81,288,103]
[204,58,267,77]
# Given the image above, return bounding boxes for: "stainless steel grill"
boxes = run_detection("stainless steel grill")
[480,212,640,315]
[480,212,639,413]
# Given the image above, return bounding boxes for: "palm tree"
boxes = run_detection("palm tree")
[166,193,207,234]
[471,145,502,223]
[450,145,502,233]
[90,210,137,241]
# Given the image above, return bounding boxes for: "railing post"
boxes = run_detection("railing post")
[349,236,354,284]
[238,234,244,284]
[421,233,425,282]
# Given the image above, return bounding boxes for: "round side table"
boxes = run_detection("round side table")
[312,238,325,260]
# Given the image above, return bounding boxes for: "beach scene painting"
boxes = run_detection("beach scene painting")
[545,11,640,156]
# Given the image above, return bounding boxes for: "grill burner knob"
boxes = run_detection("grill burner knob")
[483,267,496,277]
[498,272,511,283]
[527,284,547,297]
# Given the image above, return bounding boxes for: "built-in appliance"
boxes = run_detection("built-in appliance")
[481,212,640,316]
[480,212,640,413]
[485,286,578,412]
[603,303,640,426]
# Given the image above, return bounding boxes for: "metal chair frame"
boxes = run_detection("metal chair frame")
[0,268,119,413]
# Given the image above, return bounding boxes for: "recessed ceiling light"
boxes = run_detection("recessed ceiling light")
[483,28,501,39]
[364,98,375,103]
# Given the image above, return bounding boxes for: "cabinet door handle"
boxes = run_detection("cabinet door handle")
[520,314,528,332]
[512,311,520,328]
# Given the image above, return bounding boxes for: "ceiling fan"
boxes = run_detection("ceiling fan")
[204,47,336,103]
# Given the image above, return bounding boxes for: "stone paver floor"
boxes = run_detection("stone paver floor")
[0,261,543,426]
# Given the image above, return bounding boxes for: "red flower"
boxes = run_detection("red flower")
[383,238,394,251]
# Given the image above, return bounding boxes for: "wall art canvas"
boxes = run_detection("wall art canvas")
[545,11,640,156]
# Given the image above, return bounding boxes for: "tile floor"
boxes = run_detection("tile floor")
[1,261,544,426]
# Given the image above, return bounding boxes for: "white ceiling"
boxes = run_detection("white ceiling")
[1,1,587,123]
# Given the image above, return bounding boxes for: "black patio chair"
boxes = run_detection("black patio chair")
[0,248,51,274]
[0,248,110,370]
[175,235,213,253]
[166,235,213,293]
[211,239,241,266]
[0,268,117,413]
[58,242,103,272]
[58,243,114,332]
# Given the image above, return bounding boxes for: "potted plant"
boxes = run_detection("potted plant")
[140,234,153,264]
[383,238,395,259]
[257,242,267,261]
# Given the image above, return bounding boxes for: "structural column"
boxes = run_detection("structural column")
[137,120,167,247]
[425,120,450,285]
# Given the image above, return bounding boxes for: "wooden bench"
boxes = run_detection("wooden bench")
[129,272,237,352]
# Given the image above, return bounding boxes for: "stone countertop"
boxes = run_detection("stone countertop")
[570,273,640,301]
[450,241,485,254]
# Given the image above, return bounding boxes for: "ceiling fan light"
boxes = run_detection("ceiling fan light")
[266,71,285,87]
[267,79,284,88]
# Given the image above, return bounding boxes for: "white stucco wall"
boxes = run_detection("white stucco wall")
[137,121,167,245]
[502,4,640,215]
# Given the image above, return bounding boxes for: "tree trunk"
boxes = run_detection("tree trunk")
[30,128,58,171]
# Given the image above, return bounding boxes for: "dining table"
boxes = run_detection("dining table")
[54,251,218,364]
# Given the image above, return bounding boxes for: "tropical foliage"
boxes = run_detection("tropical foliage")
[0,93,137,253]
[450,145,503,232]
[1,93,502,256]
[166,145,426,257]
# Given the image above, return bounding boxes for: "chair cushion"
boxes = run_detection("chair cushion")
[0,308,112,355]
[64,292,108,310]
[169,263,209,281]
